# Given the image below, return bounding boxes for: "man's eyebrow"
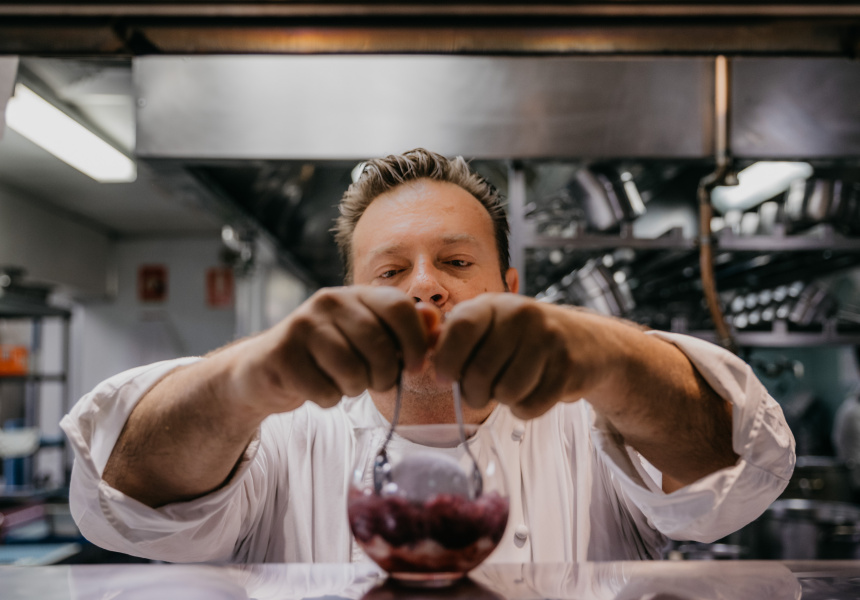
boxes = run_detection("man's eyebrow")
[367,243,407,259]
[440,234,479,246]
[366,235,480,259]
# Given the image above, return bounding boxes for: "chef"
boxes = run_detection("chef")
[61,148,794,563]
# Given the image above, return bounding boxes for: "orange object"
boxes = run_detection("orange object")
[0,345,28,375]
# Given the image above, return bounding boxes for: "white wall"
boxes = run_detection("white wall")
[72,237,236,403]
[0,184,112,297]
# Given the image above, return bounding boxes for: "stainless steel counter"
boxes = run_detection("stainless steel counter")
[2,560,860,599]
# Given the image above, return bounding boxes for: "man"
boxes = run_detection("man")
[61,149,794,563]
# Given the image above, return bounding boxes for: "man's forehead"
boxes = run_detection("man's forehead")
[364,234,481,259]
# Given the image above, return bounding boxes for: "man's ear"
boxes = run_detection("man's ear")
[504,267,520,294]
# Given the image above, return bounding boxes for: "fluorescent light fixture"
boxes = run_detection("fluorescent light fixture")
[5,83,136,183]
[711,161,812,214]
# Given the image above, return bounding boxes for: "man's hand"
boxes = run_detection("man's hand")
[432,293,608,419]
[431,293,738,488]
[232,286,432,416]
[104,286,434,507]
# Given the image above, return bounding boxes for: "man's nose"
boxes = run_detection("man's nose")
[407,262,448,306]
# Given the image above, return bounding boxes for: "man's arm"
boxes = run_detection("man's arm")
[102,286,430,508]
[433,294,738,490]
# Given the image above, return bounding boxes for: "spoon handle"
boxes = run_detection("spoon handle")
[452,381,483,498]
[453,381,467,440]
[384,370,403,447]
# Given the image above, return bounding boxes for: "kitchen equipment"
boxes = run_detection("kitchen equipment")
[452,382,483,499]
[751,499,860,560]
[784,177,860,234]
[372,372,402,495]
[701,457,860,560]
[788,283,837,327]
[544,259,635,317]
[570,167,646,233]
[780,456,855,503]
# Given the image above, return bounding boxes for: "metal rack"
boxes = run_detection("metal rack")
[0,294,71,493]
[507,164,860,348]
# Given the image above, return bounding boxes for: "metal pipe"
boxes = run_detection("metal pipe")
[699,55,737,353]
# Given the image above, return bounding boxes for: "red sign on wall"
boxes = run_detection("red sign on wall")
[138,264,168,302]
[206,267,234,309]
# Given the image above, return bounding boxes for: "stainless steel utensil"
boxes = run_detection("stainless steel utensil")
[372,371,402,494]
[452,381,483,499]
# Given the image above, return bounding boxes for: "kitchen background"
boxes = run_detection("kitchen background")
[2,0,860,565]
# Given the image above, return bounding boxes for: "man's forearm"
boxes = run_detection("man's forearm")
[102,341,269,508]
[574,313,739,490]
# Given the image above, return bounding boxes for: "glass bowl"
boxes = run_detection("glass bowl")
[347,424,509,586]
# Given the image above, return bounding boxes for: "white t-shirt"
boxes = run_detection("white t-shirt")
[60,331,795,564]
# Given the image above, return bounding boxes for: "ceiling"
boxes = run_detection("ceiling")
[0,58,224,239]
[2,2,860,56]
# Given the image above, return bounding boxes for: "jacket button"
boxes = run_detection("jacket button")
[514,524,529,542]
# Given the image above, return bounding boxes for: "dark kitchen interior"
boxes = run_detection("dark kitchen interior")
[3,2,860,596]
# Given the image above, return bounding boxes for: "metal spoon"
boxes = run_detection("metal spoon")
[372,370,402,494]
[453,381,483,499]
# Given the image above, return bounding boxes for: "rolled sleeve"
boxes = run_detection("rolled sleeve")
[60,358,266,562]
[590,331,795,543]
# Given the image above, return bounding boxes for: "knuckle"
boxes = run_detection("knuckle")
[372,367,399,391]
[316,391,341,409]
[374,286,411,308]
[312,287,348,312]
[287,312,316,337]
[493,384,520,405]
[513,302,545,329]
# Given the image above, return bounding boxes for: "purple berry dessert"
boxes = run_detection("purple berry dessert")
[347,486,509,579]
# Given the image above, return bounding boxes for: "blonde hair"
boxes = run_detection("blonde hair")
[333,148,509,284]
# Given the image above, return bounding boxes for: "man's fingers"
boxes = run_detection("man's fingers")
[416,302,443,349]
[458,322,520,409]
[433,301,493,383]
[306,323,371,397]
[491,337,547,406]
[360,288,428,372]
[509,355,569,420]
[279,343,343,408]
[330,303,401,391]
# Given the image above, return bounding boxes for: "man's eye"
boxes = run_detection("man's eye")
[379,269,400,279]
[447,260,471,268]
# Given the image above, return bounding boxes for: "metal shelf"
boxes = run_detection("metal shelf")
[525,225,697,251]
[687,319,860,347]
[0,374,66,383]
[524,223,860,253]
[716,224,860,251]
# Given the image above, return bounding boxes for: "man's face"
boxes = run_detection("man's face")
[351,179,519,398]
[352,178,518,308]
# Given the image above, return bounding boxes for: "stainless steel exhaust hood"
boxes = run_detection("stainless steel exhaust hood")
[135,55,860,162]
[134,55,715,161]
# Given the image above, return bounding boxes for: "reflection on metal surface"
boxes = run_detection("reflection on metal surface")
[2,3,860,56]
[0,560,809,600]
[2,4,860,18]
[732,58,860,158]
[135,56,713,160]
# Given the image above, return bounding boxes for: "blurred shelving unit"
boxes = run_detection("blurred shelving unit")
[0,279,71,493]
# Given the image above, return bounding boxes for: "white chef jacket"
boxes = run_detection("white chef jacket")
[60,331,795,564]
